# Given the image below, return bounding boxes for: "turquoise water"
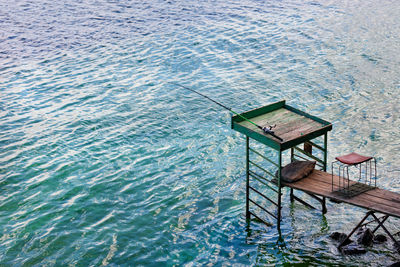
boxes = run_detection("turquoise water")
[1,0,400,265]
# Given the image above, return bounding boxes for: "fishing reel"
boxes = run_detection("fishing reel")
[262,124,276,134]
[261,124,283,141]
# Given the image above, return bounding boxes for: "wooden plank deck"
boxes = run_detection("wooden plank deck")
[233,103,332,151]
[282,170,400,219]
[238,107,326,143]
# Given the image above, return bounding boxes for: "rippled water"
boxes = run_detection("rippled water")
[1,0,400,265]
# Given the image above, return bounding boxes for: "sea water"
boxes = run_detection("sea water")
[1,0,400,265]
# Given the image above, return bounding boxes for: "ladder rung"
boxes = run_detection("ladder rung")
[249,160,275,178]
[248,211,274,226]
[249,170,278,193]
[249,185,278,206]
[294,146,325,164]
[293,153,324,168]
[249,147,279,167]
[249,198,277,219]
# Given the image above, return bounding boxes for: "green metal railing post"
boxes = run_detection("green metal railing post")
[290,148,294,203]
[277,150,282,230]
[246,136,250,221]
[323,133,328,171]
[322,133,328,214]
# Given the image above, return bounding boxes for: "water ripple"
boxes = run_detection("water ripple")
[1,0,400,266]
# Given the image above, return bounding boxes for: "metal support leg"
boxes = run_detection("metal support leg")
[292,195,316,210]
[322,133,327,214]
[338,211,374,249]
[291,137,328,214]
[290,189,294,203]
[277,151,282,231]
[322,197,327,214]
[246,137,250,221]
[372,215,389,233]
[370,213,400,248]
[339,211,400,251]
[323,133,328,171]
[290,148,294,203]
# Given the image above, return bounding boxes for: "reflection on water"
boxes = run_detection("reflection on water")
[1,0,400,265]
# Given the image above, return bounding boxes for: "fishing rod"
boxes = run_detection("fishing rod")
[170,82,283,142]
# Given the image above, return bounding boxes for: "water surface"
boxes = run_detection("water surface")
[1,0,400,265]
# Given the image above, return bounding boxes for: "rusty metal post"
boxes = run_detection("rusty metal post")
[304,142,312,154]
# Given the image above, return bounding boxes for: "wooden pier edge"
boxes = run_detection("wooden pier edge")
[282,170,400,219]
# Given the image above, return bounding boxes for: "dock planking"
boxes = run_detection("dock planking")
[236,105,331,148]
[282,170,400,219]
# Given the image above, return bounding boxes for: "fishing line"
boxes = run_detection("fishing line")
[170,82,283,142]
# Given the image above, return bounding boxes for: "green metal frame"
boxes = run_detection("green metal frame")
[233,100,332,231]
[245,137,281,227]
[232,100,332,151]
[290,134,328,214]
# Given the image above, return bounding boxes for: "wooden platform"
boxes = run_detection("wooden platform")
[232,100,332,151]
[282,170,400,219]
[238,107,325,142]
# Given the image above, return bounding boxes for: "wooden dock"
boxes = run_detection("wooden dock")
[231,100,399,250]
[282,169,400,219]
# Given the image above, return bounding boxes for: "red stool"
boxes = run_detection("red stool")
[332,152,377,197]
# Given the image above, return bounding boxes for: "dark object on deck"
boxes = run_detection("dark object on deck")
[374,234,387,244]
[278,161,316,183]
[340,243,367,255]
[356,228,374,246]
